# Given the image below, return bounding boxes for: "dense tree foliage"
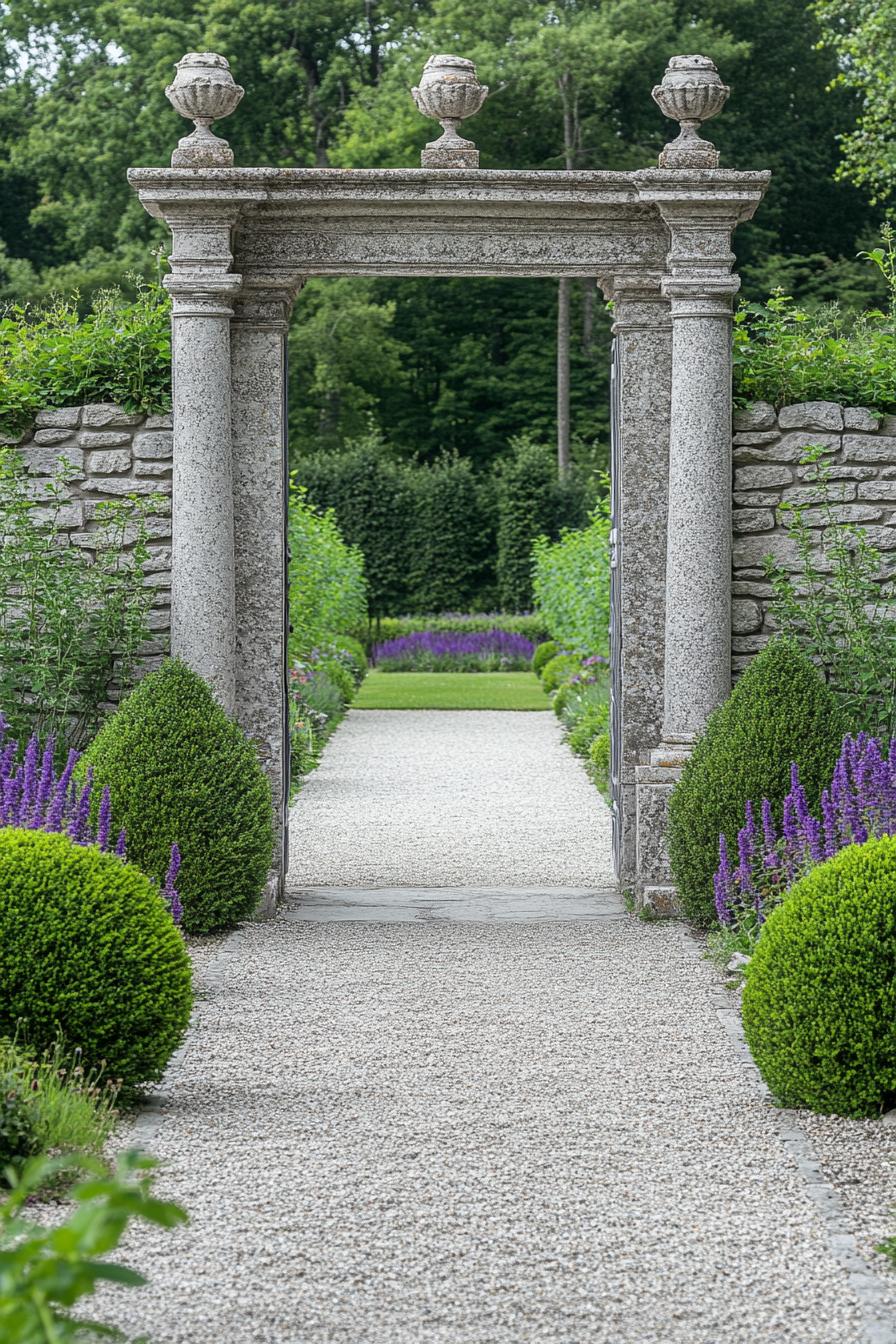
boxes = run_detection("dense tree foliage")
[0,0,885,471]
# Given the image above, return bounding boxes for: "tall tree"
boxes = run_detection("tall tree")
[813,0,896,206]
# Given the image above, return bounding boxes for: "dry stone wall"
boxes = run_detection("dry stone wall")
[732,400,896,673]
[10,403,173,675]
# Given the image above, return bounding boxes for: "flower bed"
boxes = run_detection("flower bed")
[372,628,535,672]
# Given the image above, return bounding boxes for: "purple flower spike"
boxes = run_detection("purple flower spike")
[163,844,183,925]
[17,734,39,826]
[115,829,127,859]
[820,789,837,859]
[96,787,112,852]
[67,768,94,844]
[760,798,778,868]
[714,834,734,926]
[31,736,56,828]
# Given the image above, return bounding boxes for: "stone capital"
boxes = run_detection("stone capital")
[231,286,301,331]
[598,270,671,332]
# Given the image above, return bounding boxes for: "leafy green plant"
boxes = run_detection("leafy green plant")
[765,446,896,737]
[0,282,171,437]
[742,835,896,1116]
[288,482,367,663]
[733,229,896,410]
[667,637,848,926]
[0,1038,119,1183]
[531,486,611,656]
[0,828,192,1092]
[567,704,610,757]
[0,447,156,756]
[540,653,582,695]
[0,1149,186,1342]
[83,659,274,935]
[588,731,610,794]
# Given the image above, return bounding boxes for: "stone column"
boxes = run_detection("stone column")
[631,177,767,912]
[230,290,296,913]
[165,207,242,713]
[660,230,740,746]
[598,272,672,888]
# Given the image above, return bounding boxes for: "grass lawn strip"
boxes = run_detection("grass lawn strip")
[353,671,548,711]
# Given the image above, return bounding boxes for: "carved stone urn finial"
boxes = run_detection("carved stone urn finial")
[412,54,489,168]
[652,55,730,169]
[165,52,244,168]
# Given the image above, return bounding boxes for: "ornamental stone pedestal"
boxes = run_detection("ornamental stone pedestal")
[131,50,768,914]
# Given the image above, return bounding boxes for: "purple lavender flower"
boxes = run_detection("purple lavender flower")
[162,843,183,926]
[372,628,536,671]
[714,833,734,925]
[717,732,896,930]
[67,769,94,844]
[760,798,778,869]
[0,718,183,922]
[96,786,112,851]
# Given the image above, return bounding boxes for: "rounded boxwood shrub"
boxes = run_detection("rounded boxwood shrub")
[743,836,896,1117]
[667,637,848,926]
[541,653,581,695]
[532,640,559,677]
[0,829,192,1091]
[83,659,274,935]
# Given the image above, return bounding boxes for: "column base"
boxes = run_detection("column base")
[255,866,283,920]
[633,748,690,914]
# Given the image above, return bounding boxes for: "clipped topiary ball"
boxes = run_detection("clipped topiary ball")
[83,659,274,935]
[743,836,896,1117]
[532,640,558,677]
[667,637,848,925]
[0,829,192,1091]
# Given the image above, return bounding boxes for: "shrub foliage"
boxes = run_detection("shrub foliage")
[83,660,274,935]
[288,481,367,661]
[0,829,191,1091]
[742,835,896,1117]
[531,488,611,655]
[667,637,848,926]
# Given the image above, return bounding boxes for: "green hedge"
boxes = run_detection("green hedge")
[0,829,192,1091]
[288,482,367,661]
[531,492,611,656]
[743,836,896,1117]
[667,637,848,926]
[84,660,274,935]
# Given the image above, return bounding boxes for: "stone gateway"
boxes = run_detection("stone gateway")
[129,50,769,912]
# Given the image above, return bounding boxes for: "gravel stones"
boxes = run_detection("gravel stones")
[95,916,886,1343]
[287,710,615,889]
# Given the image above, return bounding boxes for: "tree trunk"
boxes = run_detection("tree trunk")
[582,277,595,355]
[557,277,571,476]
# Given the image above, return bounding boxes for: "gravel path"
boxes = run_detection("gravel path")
[287,710,614,888]
[92,711,895,1343]
[99,914,894,1344]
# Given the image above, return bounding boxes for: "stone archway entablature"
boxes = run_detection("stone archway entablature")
[129,52,769,913]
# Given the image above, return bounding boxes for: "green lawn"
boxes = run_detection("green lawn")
[353,670,549,711]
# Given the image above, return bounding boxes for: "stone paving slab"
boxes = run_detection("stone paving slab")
[285,885,625,922]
